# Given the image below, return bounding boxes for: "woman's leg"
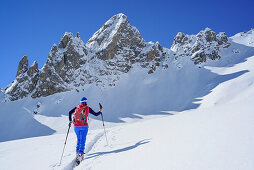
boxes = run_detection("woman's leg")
[78,126,88,154]
[74,126,81,153]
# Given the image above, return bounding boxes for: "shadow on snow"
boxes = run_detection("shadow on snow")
[86,139,151,160]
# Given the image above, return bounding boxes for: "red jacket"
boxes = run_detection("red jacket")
[69,104,102,126]
[73,104,89,127]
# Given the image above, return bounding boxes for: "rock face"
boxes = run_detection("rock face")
[171,28,230,64]
[138,42,168,74]
[5,14,231,101]
[31,32,88,98]
[86,14,168,76]
[87,14,146,60]
[86,13,146,75]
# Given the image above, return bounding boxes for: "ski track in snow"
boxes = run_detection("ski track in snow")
[86,131,105,154]
[77,130,112,170]
[77,126,152,170]
[61,131,105,170]
[68,127,122,170]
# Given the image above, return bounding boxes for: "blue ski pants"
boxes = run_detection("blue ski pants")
[74,126,88,154]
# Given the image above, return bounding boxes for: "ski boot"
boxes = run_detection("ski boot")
[75,153,85,166]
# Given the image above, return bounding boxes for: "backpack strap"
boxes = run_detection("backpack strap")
[81,110,84,120]
[83,106,89,124]
[73,106,78,123]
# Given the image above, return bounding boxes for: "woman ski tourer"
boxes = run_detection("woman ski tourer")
[69,97,102,163]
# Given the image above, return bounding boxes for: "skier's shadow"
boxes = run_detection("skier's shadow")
[86,139,151,159]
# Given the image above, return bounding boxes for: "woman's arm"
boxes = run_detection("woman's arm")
[89,107,102,116]
[69,107,76,121]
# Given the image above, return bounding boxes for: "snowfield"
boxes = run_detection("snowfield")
[1,31,254,170]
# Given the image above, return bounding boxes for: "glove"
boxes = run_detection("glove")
[99,103,103,113]
[68,121,72,127]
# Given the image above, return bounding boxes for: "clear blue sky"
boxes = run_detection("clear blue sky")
[0,0,253,88]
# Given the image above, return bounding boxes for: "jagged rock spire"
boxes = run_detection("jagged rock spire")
[28,61,39,77]
[16,55,28,77]
[87,13,130,50]
[76,32,80,38]
[6,56,40,101]
[58,32,74,49]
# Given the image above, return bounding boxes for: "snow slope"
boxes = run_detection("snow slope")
[0,55,254,170]
[0,60,248,142]
[231,29,254,47]
[66,54,254,170]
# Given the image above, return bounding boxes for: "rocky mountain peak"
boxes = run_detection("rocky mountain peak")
[171,28,231,64]
[86,13,145,57]
[31,32,88,98]
[83,13,149,85]
[16,55,28,77]
[49,44,58,56]
[58,32,74,49]
[76,32,81,38]
[6,56,40,101]
[196,27,216,42]
[172,32,188,46]
[195,28,228,46]
[104,13,128,28]
[48,32,87,66]
[28,61,39,77]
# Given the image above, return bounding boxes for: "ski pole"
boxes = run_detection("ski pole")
[59,123,71,166]
[100,103,109,146]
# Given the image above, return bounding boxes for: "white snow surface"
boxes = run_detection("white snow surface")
[0,30,254,169]
[231,28,254,47]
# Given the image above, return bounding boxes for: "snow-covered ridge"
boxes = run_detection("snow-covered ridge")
[231,28,254,47]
